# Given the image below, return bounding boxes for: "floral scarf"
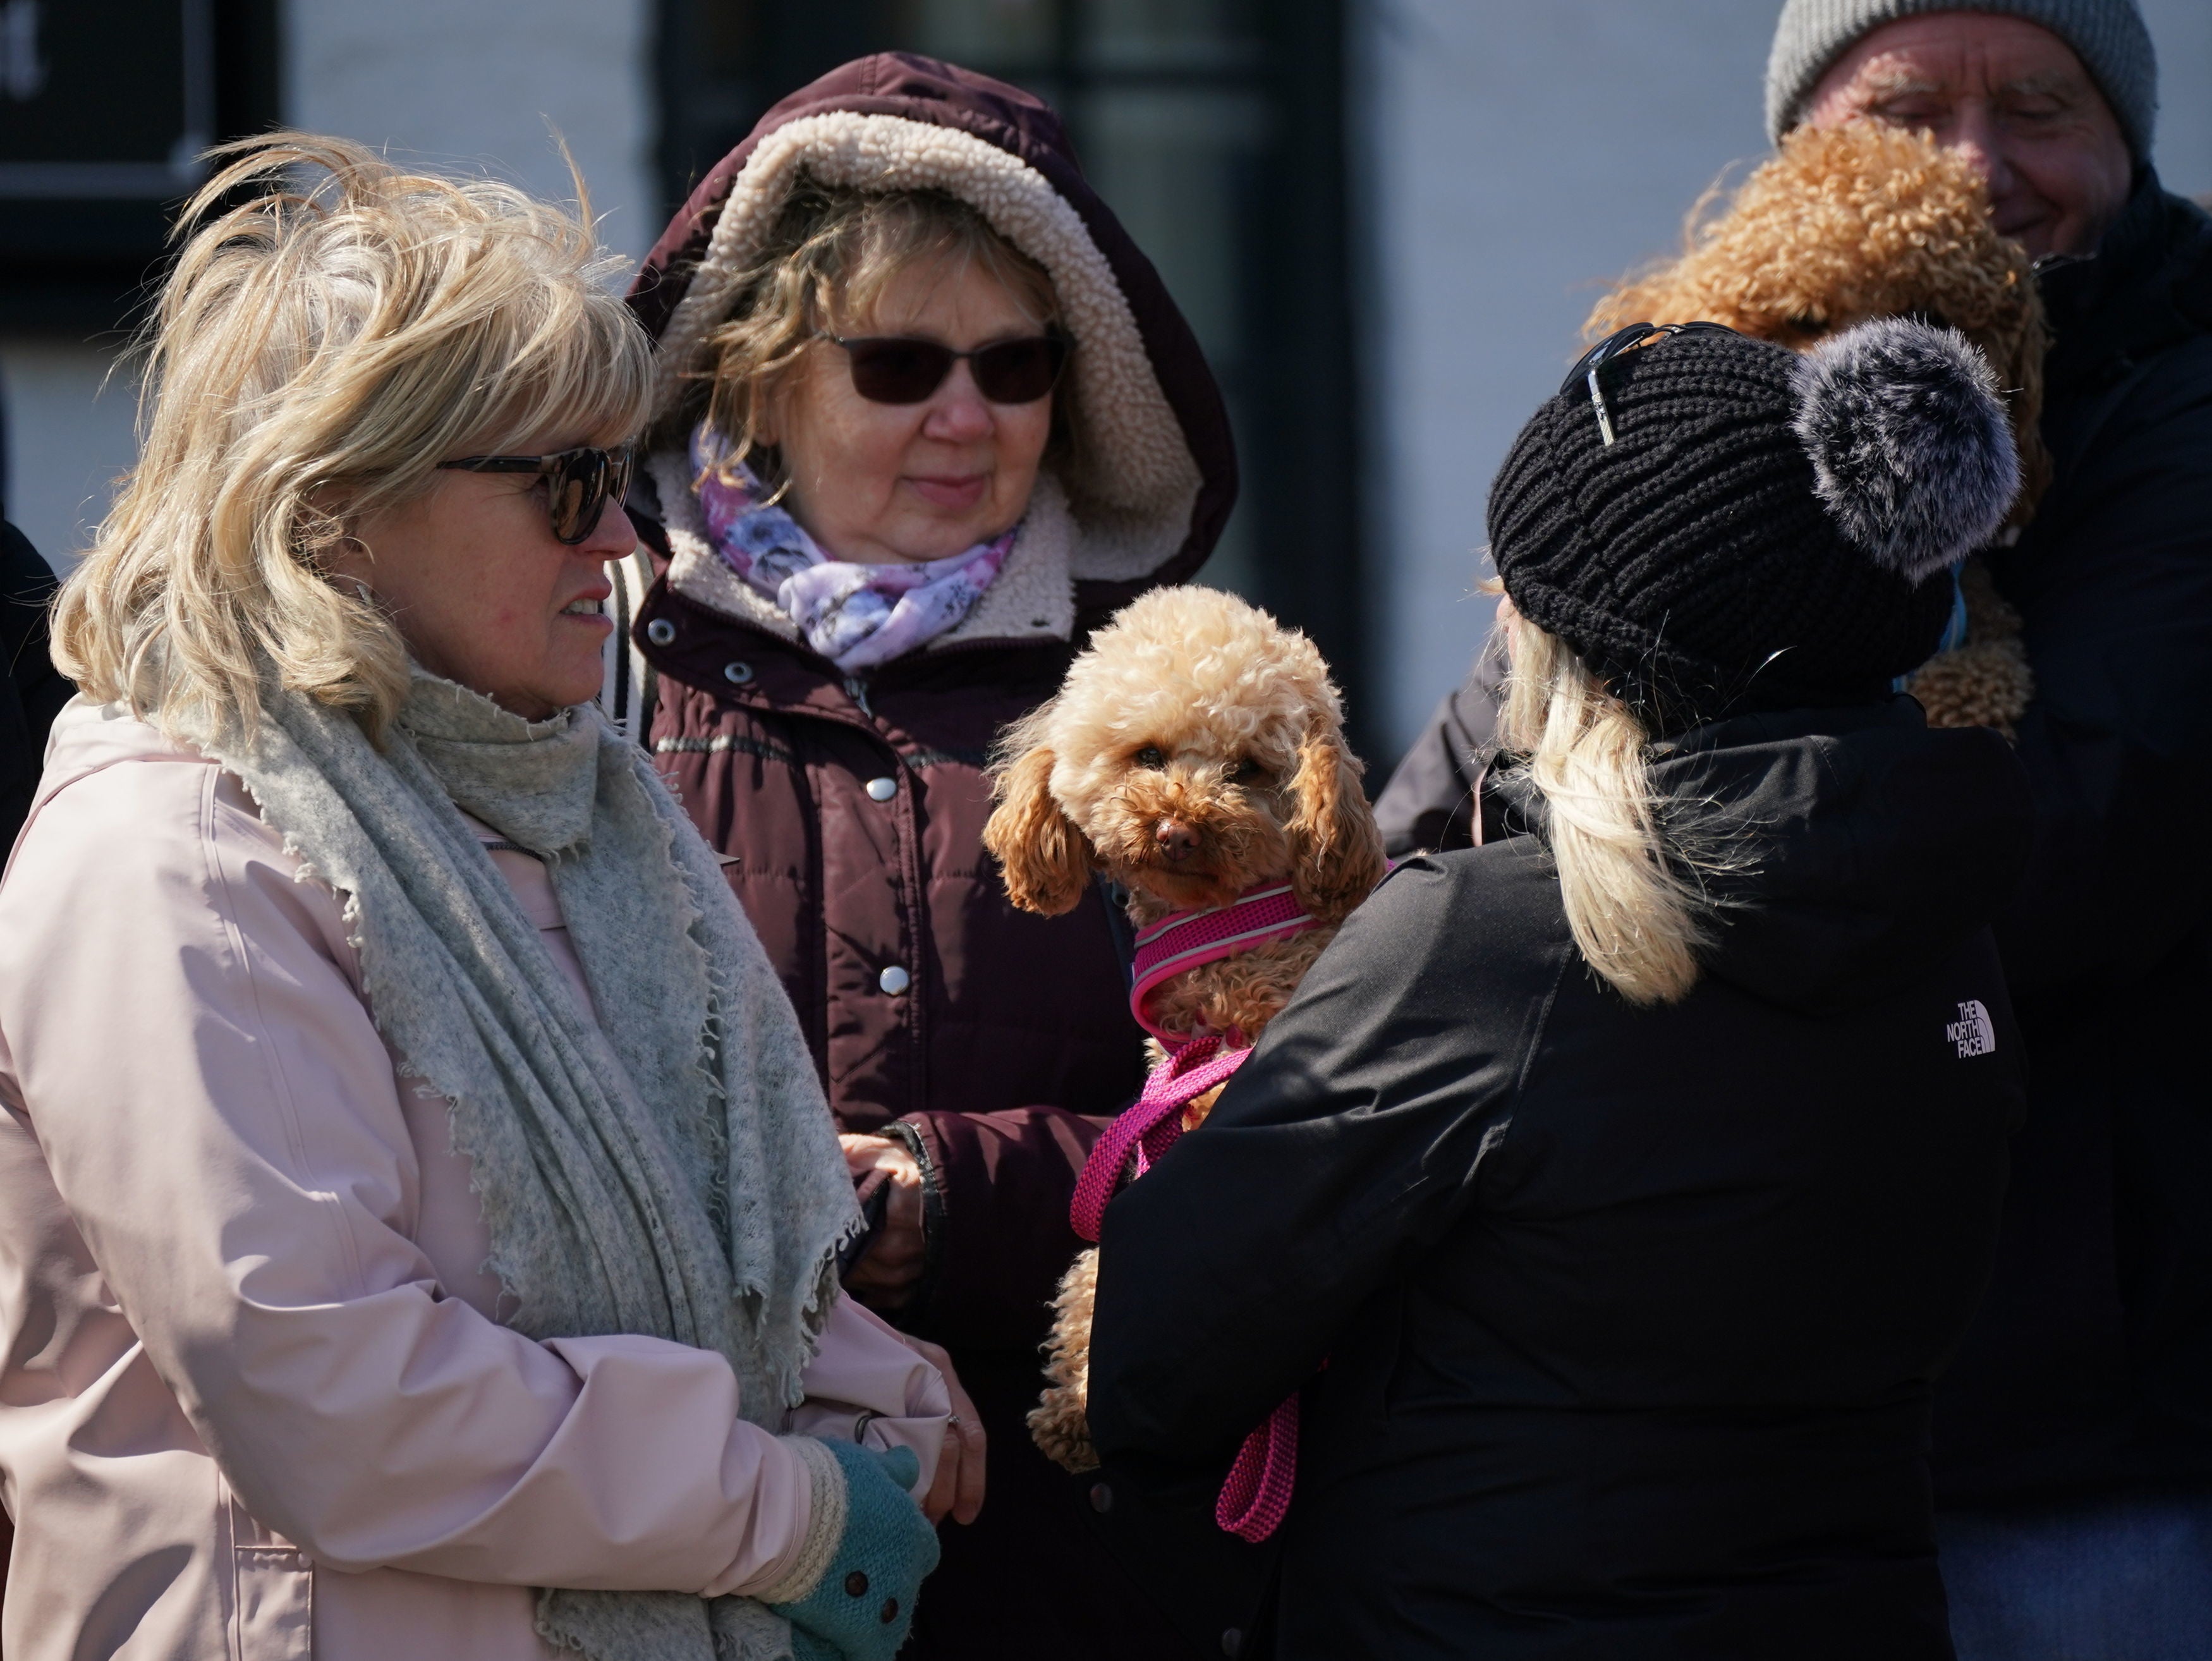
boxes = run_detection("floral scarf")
[690,420,1015,670]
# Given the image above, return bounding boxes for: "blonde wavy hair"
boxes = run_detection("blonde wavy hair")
[53,132,652,745]
[683,183,1067,492]
[1497,604,1720,1006]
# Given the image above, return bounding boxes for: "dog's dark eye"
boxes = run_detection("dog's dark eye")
[1133,745,1165,769]
[1227,758,1264,783]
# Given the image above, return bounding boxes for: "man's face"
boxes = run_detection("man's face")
[1803,13,2133,259]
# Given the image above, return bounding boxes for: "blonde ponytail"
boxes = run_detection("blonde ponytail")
[1497,614,1715,1006]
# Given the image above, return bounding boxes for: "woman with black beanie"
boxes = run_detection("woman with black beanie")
[1086,319,2037,1658]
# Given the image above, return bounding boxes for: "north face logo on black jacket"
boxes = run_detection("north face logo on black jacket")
[1947,999,1997,1058]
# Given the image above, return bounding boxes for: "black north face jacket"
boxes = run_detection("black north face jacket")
[1933,171,2212,1506]
[1090,703,2032,1659]
[1375,171,2212,1511]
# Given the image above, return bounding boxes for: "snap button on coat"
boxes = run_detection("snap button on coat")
[845,1571,869,1597]
[722,661,753,685]
[865,776,897,801]
[878,966,910,995]
[645,618,676,646]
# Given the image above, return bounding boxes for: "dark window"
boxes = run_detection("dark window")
[656,0,1368,751]
[0,0,281,336]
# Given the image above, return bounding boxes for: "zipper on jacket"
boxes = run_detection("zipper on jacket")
[842,674,875,717]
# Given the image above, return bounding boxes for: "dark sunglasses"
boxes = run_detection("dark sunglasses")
[437,445,634,545]
[822,331,1071,406]
[1562,321,1737,446]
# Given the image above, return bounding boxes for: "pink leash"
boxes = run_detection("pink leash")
[1074,888,1323,1544]
[1070,1036,1248,1242]
[1215,1392,1300,1542]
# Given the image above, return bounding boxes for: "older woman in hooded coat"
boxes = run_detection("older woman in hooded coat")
[605,54,1238,1660]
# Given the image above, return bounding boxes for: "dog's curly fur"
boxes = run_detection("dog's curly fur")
[983,587,1386,1472]
[1907,559,2034,736]
[1030,1246,1103,1471]
[1589,120,2038,734]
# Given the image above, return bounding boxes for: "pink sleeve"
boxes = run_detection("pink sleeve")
[0,752,822,1597]
[792,1296,952,1490]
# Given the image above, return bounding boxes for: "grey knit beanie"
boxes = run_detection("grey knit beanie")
[1765,0,2158,157]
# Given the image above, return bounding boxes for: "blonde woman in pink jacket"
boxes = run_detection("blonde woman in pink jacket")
[0,136,967,1661]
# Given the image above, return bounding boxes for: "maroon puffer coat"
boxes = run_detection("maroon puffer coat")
[617,54,1239,1660]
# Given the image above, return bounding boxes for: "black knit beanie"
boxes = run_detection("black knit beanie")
[1489,318,2019,731]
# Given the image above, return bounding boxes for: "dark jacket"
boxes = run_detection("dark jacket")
[0,521,66,854]
[621,54,1237,1659]
[1092,703,2034,1658]
[1376,170,2212,1512]
[1936,171,2212,1507]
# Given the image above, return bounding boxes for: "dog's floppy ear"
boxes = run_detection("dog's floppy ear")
[984,743,1097,916]
[1285,721,1388,923]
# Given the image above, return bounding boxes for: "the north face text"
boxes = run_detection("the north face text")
[1946,999,1996,1059]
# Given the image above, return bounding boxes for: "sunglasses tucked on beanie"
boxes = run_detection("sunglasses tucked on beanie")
[1490,317,2020,735]
[1763,0,2160,155]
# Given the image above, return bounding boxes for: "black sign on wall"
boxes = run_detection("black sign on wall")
[0,0,279,334]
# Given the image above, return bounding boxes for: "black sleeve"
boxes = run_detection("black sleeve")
[0,523,65,852]
[1989,345,2212,997]
[1085,856,1545,1467]
[1371,636,1504,858]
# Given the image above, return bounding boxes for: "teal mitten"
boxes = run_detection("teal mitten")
[767,1439,939,1661]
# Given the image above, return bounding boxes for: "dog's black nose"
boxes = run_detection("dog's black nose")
[1155,818,1199,861]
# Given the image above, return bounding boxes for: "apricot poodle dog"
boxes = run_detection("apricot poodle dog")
[982,585,1385,1471]
[1590,120,2042,733]
[984,584,1385,1041]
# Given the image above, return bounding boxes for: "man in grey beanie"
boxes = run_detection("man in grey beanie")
[1375,4,2212,1656]
[1768,2,2144,258]
[1768,0,2156,164]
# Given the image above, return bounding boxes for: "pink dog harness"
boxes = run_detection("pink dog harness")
[1071,881,1326,1544]
[1127,880,1321,1042]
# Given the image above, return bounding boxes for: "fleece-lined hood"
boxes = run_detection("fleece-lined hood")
[626,53,1237,653]
[1497,700,2033,1014]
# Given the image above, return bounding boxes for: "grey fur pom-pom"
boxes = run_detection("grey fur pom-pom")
[1790,317,2019,583]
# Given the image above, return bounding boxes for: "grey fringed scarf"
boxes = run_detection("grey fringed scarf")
[200,669,860,1661]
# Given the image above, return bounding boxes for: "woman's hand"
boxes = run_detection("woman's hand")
[838,1138,985,1524]
[895,1333,987,1526]
[838,1134,927,1311]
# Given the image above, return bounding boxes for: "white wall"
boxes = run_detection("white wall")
[2141,0,2212,198]
[284,0,658,262]
[0,341,140,568]
[0,0,657,574]
[1356,0,2212,757]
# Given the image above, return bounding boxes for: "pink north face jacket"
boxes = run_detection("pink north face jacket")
[0,699,948,1661]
